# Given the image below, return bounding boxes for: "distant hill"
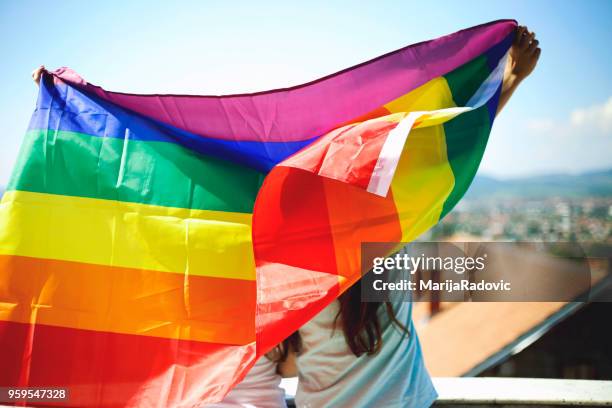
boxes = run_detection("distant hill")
[465,169,612,199]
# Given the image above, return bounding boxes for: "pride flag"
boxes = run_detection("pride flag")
[0,20,515,406]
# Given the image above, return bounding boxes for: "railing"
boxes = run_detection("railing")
[432,378,612,406]
[281,377,612,407]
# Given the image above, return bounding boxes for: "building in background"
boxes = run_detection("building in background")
[414,170,612,381]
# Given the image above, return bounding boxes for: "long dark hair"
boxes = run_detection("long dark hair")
[334,279,409,356]
[270,279,409,360]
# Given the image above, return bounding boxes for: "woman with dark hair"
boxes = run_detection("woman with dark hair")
[278,260,434,407]
[277,25,541,408]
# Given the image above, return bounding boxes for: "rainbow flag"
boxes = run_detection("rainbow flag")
[0,20,515,406]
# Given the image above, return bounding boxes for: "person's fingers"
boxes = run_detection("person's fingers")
[518,29,530,50]
[528,39,540,53]
[520,31,535,52]
[514,26,526,45]
[533,47,542,61]
[527,32,536,45]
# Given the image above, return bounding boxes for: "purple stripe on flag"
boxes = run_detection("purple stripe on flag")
[52,20,516,143]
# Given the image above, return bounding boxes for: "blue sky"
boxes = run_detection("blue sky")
[1,0,611,187]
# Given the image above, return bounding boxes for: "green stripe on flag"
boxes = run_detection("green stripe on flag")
[441,55,494,218]
[8,129,265,213]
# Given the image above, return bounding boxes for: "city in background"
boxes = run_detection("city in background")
[412,168,612,383]
[427,169,612,243]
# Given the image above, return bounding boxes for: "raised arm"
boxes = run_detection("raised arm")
[497,25,541,114]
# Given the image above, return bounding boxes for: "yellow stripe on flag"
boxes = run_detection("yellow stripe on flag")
[0,190,255,280]
[386,77,457,241]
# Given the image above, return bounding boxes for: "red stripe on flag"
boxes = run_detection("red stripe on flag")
[253,167,338,274]
[253,166,340,353]
[0,320,254,407]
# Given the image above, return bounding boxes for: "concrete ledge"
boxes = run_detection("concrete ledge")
[281,377,612,406]
[433,377,612,406]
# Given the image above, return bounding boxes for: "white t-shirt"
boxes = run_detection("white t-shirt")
[205,356,287,408]
[295,298,437,408]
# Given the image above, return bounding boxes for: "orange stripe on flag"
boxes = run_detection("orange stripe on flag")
[0,320,256,406]
[0,255,255,345]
